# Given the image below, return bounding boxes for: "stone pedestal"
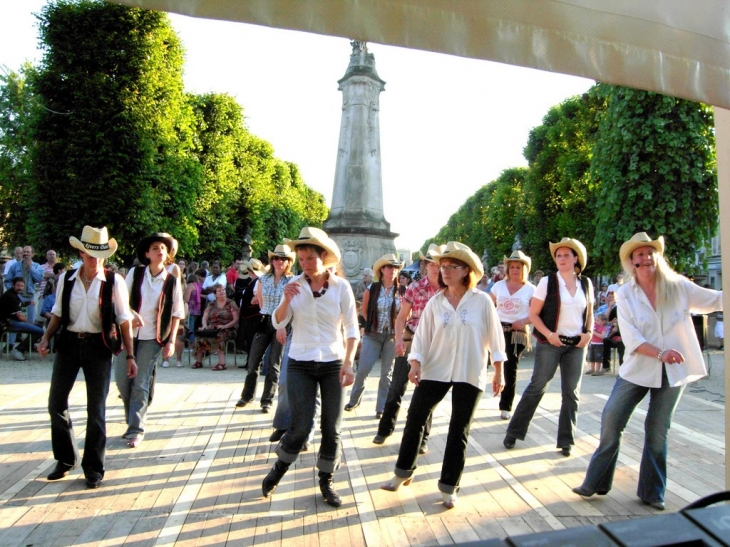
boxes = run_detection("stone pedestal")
[323,41,398,282]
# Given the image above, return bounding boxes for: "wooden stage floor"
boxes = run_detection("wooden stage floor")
[0,348,725,546]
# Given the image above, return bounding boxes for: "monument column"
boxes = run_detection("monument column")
[323,41,398,283]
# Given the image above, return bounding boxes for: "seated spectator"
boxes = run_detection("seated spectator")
[0,277,45,360]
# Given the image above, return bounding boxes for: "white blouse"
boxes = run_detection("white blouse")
[618,277,722,388]
[491,280,536,323]
[533,274,594,336]
[408,289,507,391]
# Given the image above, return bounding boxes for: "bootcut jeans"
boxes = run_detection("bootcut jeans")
[115,339,162,439]
[347,331,395,413]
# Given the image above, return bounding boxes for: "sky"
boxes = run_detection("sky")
[0,1,594,253]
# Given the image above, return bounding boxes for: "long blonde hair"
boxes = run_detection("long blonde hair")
[623,252,682,311]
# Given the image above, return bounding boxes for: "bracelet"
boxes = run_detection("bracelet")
[548,332,554,339]
[657,350,664,361]
[126,355,136,360]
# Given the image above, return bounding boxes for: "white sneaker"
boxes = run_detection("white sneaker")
[175,360,182,368]
[162,361,169,368]
[11,349,26,361]
[500,410,511,420]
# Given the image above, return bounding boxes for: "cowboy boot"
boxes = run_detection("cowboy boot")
[318,471,342,507]
[262,460,290,498]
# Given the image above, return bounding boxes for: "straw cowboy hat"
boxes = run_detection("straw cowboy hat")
[69,225,118,259]
[237,261,251,278]
[619,232,665,272]
[372,253,404,281]
[548,237,587,272]
[419,243,445,263]
[247,258,267,276]
[433,241,484,277]
[503,249,532,274]
[136,232,178,265]
[267,244,295,262]
[284,227,341,267]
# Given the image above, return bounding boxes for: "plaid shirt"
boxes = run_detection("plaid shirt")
[404,276,439,332]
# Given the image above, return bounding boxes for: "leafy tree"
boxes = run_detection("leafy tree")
[591,86,717,273]
[27,0,202,259]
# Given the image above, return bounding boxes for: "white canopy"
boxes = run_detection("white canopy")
[109,0,730,488]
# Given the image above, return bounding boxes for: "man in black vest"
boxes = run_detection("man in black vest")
[37,226,136,489]
[115,233,184,449]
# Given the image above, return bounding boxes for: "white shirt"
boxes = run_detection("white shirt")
[491,280,536,323]
[126,266,185,341]
[51,270,134,332]
[202,273,227,302]
[408,289,507,391]
[272,273,360,362]
[533,274,594,336]
[617,276,722,388]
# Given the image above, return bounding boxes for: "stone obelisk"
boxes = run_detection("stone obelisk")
[323,41,398,283]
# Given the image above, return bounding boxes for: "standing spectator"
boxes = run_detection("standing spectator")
[532,270,545,285]
[235,261,263,360]
[345,254,403,417]
[355,268,373,302]
[201,261,227,303]
[3,246,23,282]
[226,258,242,288]
[40,263,67,325]
[38,250,58,313]
[262,227,358,507]
[586,313,608,375]
[504,238,593,456]
[597,283,609,306]
[489,250,536,420]
[373,243,443,449]
[37,226,136,489]
[572,232,722,510]
[115,233,184,448]
[715,312,724,350]
[381,241,505,508]
[599,291,624,374]
[237,245,294,412]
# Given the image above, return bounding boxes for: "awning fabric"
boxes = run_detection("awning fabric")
[109,0,730,108]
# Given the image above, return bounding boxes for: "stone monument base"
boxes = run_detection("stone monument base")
[328,231,398,287]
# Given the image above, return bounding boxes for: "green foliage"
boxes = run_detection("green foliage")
[591,86,717,273]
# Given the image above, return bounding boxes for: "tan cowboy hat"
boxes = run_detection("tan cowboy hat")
[419,243,445,263]
[549,237,587,272]
[619,232,665,272]
[247,258,267,275]
[433,241,484,277]
[284,227,341,267]
[503,249,532,274]
[267,244,295,262]
[69,225,118,259]
[372,253,404,281]
[136,232,178,265]
[237,261,251,278]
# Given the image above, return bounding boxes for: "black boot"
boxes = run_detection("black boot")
[318,471,342,507]
[262,460,290,498]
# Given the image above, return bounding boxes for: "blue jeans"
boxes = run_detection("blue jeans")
[395,380,482,495]
[506,342,586,447]
[8,319,45,337]
[347,331,395,413]
[48,333,112,480]
[277,359,343,473]
[115,339,162,439]
[578,368,683,503]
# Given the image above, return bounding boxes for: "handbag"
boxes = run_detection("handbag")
[195,328,220,338]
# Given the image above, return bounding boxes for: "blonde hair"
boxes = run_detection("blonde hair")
[623,251,681,311]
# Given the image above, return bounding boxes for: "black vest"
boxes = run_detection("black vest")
[365,282,398,334]
[533,273,592,343]
[129,266,177,345]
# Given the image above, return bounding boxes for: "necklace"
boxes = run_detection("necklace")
[81,270,94,284]
[305,272,329,298]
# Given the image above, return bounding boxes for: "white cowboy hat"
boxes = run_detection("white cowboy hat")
[285,227,341,267]
[619,232,665,272]
[267,244,295,262]
[372,253,404,281]
[247,258,267,275]
[69,225,118,259]
[548,237,587,272]
[433,241,484,277]
[419,243,445,263]
[503,249,532,274]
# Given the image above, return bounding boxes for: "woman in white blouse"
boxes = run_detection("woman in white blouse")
[504,238,594,456]
[381,241,506,508]
[573,233,722,511]
[262,227,359,509]
[489,250,536,420]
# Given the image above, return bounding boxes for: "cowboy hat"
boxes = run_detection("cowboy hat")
[372,253,404,281]
[433,241,484,277]
[503,249,532,274]
[247,258,267,275]
[419,243,445,263]
[548,237,587,272]
[136,233,178,265]
[267,244,295,262]
[69,226,118,259]
[237,261,251,278]
[619,232,665,271]
[284,227,341,267]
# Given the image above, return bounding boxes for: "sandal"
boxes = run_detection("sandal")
[212,363,227,371]
[192,362,203,369]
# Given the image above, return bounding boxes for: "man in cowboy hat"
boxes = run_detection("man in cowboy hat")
[115,233,184,448]
[37,226,136,489]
